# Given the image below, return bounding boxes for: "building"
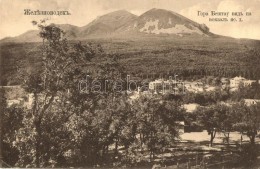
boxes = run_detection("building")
[184,82,204,93]
[244,99,260,106]
[183,103,199,113]
[149,79,181,94]
[230,76,256,88]
[230,76,245,88]
[7,99,22,107]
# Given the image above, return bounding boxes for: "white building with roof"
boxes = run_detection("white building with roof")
[230,76,256,88]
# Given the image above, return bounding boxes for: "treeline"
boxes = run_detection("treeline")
[1,89,184,167]
[1,28,260,86]
[116,38,260,80]
[2,86,260,167]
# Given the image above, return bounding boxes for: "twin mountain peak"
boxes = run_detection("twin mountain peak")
[2,8,213,43]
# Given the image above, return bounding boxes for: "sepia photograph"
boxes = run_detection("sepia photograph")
[0,0,260,168]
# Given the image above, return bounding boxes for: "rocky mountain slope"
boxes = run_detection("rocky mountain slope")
[118,8,211,36]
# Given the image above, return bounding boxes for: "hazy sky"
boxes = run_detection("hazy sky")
[0,0,260,39]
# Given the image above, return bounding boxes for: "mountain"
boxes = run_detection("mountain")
[78,10,137,38]
[56,24,81,39]
[1,24,81,43]
[118,8,211,36]
[1,8,214,43]
[1,30,41,43]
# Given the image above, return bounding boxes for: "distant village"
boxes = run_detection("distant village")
[129,75,260,101]
[6,75,260,109]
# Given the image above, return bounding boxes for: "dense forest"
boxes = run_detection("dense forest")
[1,35,260,85]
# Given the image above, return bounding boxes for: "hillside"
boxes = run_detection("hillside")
[1,36,260,86]
[1,8,213,43]
[78,10,137,38]
[1,8,260,86]
[117,8,211,36]
[1,24,81,43]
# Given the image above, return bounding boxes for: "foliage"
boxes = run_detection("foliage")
[13,20,101,167]
[1,36,260,86]
[231,83,260,101]
[2,106,24,166]
[128,96,183,162]
[182,89,230,106]
[196,104,231,146]
[231,102,260,144]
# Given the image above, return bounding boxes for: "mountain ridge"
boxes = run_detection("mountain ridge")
[117,8,212,37]
[0,8,233,43]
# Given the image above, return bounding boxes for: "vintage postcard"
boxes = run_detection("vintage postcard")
[0,0,259,168]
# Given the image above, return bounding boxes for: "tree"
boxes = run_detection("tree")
[130,96,183,162]
[196,104,230,146]
[232,102,260,144]
[0,88,25,167]
[0,88,6,167]
[231,83,260,101]
[220,107,233,145]
[15,20,101,167]
[56,49,130,167]
[2,106,24,166]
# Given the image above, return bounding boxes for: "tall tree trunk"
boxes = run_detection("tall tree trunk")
[140,133,143,153]
[227,132,230,145]
[240,134,243,145]
[250,135,255,144]
[149,148,153,162]
[210,130,216,147]
[35,120,42,168]
[224,132,230,145]
[0,88,3,168]
[101,145,106,162]
[35,140,40,168]
[149,133,153,162]
[114,137,118,159]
